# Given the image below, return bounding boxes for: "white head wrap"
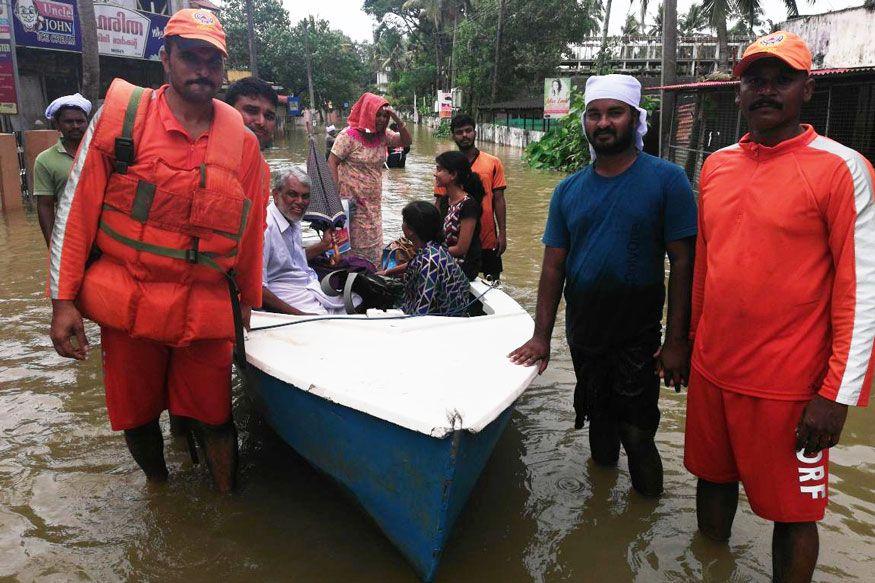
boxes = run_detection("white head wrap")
[45,93,92,120]
[583,74,647,159]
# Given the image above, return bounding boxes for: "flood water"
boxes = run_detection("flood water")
[1,125,873,582]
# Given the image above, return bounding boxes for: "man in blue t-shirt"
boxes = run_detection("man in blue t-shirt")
[510,75,697,497]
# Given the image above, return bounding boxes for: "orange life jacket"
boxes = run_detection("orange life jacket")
[76,79,251,347]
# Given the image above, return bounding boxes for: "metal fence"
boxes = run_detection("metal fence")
[667,79,875,192]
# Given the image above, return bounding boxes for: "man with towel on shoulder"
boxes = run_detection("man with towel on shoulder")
[510,74,697,497]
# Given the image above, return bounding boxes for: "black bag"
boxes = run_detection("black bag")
[320,270,404,314]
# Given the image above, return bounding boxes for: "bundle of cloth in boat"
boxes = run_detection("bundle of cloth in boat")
[380,236,417,272]
[320,269,404,314]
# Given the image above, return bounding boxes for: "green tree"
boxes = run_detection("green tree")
[365,0,601,111]
[701,0,798,70]
[622,13,641,35]
[679,3,709,35]
[222,0,369,109]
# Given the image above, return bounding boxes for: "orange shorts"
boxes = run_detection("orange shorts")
[684,367,828,523]
[100,326,233,431]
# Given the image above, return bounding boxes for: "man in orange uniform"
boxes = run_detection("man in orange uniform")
[48,10,267,493]
[435,113,507,281]
[685,32,874,581]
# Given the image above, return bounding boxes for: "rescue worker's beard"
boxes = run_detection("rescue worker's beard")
[169,73,217,104]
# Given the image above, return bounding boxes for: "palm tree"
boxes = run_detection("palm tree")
[77,0,99,105]
[679,3,709,35]
[648,2,663,35]
[701,0,798,71]
[640,0,649,34]
[622,13,641,35]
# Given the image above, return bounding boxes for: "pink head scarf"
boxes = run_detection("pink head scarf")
[346,92,389,134]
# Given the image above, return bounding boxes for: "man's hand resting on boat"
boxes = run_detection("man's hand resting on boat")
[50,299,90,360]
[508,336,550,374]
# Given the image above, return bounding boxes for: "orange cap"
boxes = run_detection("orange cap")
[164,9,227,57]
[733,31,812,77]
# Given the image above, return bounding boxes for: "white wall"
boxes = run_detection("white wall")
[477,123,544,149]
[781,7,875,69]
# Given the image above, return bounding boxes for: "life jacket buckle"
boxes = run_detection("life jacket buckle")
[113,136,135,174]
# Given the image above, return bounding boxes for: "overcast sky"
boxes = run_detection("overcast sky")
[281,0,864,43]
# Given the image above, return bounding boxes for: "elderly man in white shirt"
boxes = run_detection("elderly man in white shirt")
[261,166,346,315]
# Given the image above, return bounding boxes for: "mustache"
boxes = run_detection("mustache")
[186,78,215,88]
[592,128,616,138]
[750,99,782,111]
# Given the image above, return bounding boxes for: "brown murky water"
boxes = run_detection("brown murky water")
[1,126,873,582]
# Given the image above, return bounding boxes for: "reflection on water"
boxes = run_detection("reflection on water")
[0,125,872,581]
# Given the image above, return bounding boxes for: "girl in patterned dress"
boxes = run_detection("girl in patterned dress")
[399,201,471,316]
[328,93,412,266]
[434,151,485,280]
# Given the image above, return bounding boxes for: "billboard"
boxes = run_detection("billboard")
[287,95,301,117]
[0,3,17,114]
[13,0,79,51]
[543,77,571,119]
[436,90,452,119]
[95,4,162,60]
[12,0,167,60]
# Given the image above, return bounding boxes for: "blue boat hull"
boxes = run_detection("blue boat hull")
[247,367,515,581]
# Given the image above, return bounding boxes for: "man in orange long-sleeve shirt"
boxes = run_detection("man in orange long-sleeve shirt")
[684,32,874,581]
[48,10,267,493]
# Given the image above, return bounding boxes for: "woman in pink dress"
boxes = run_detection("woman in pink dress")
[328,93,412,265]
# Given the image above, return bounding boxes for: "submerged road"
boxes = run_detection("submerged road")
[1,125,873,581]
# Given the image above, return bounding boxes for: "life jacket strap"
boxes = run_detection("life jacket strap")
[113,86,145,174]
[98,220,237,270]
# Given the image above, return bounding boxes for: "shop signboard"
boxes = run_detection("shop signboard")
[287,95,301,117]
[0,3,18,114]
[543,77,571,119]
[12,0,167,60]
[13,0,80,52]
[95,3,165,60]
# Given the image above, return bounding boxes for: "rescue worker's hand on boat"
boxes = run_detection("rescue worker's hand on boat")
[50,299,90,360]
[508,336,550,374]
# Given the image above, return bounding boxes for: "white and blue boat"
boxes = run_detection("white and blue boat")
[244,280,538,581]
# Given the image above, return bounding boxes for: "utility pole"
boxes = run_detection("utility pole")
[659,0,677,158]
[450,12,458,89]
[490,0,505,102]
[245,0,258,76]
[77,0,100,106]
[304,16,317,122]
[598,0,613,71]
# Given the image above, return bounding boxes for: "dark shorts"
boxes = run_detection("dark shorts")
[480,249,503,281]
[568,334,661,435]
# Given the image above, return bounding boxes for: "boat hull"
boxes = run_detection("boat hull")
[247,366,515,581]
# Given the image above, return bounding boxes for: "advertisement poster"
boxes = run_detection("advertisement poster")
[12,0,167,60]
[287,95,301,117]
[543,77,571,119]
[436,90,453,119]
[0,3,17,114]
